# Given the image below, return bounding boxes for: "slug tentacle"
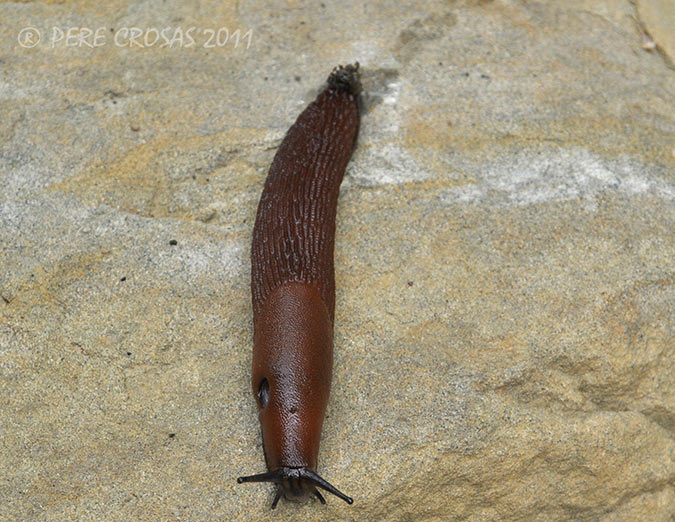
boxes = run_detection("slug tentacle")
[271,490,282,509]
[236,470,281,484]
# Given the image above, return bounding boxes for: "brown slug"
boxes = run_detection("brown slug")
[237,64,361,508]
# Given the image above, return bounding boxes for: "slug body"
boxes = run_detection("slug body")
[238,64,361,508]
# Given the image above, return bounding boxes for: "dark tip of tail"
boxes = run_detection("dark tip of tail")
[327,63,361,96]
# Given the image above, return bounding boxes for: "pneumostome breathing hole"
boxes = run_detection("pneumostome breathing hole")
[258,378,269,409]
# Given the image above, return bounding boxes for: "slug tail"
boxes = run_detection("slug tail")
[327,63,361,96]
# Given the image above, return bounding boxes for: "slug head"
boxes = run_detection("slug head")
[242,284,350,508]
[237,466,353,508]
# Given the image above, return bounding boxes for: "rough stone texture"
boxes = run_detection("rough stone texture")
[635,0,675,65]
[1,1,673,521]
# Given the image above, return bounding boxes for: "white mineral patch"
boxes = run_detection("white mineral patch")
[348,142,430,186]
[442,148,674,207]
